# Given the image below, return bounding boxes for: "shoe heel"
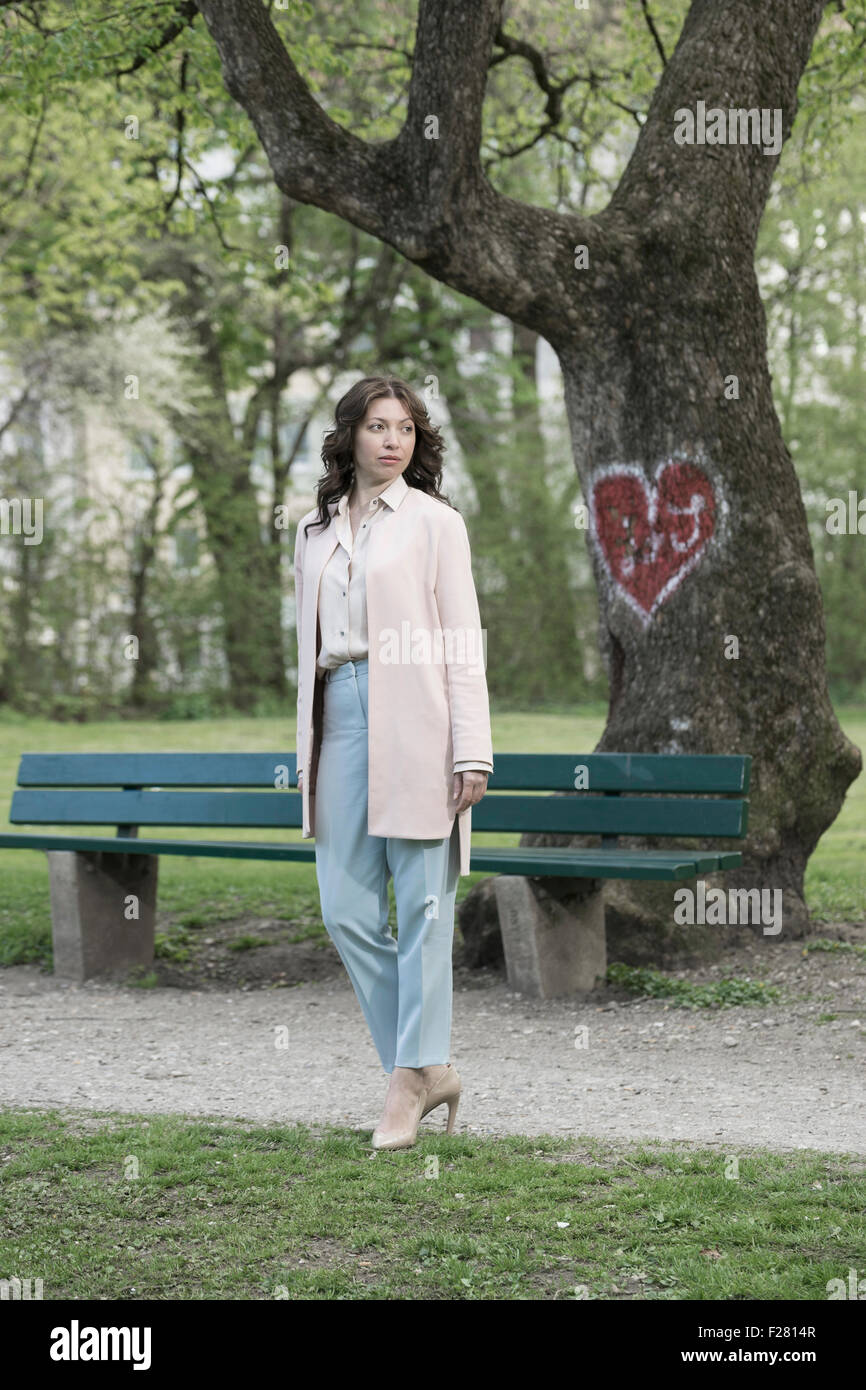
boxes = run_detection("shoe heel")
[445,1093,459,1135]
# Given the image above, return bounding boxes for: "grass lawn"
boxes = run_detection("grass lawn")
[0,704,863,969]
[1,1108,863,1301]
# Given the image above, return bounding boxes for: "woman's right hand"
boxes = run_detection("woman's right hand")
[297,770,304,792]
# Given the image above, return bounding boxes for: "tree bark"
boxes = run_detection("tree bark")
[127,452,164,710]
[194,0,862,935]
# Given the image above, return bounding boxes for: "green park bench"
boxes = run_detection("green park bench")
[0,751,750,994]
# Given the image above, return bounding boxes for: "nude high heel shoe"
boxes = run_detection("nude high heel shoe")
[371,1063,461,1151]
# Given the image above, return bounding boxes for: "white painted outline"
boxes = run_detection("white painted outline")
[587,454,726,626]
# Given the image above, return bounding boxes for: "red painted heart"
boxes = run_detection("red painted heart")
[591,460,716,618]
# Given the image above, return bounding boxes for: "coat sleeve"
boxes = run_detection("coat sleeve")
[433,509,493,768]
[294,521,305,784]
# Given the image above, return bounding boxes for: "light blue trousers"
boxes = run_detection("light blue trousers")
[313,658,460,1073]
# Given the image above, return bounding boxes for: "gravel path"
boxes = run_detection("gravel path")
[1,932,863,1155]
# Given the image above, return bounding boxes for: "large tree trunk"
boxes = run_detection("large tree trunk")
[547,0,861,936]
[556,277,858,938]
[194,0,862,940]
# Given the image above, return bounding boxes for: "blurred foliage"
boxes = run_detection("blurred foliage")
[0,0,864,711]
[758,116,866,701]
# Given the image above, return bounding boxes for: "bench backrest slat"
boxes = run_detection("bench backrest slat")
[16,753,296,788]
[10,788,747,837]
[11,789,304,830]
[488,753,750,793]
[473,794,747,836]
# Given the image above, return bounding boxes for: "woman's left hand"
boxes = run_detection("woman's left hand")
[452,770,488,814]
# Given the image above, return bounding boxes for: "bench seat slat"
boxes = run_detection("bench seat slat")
[0,833,316,861]
[469,849,743,879]
[0,832,742,879]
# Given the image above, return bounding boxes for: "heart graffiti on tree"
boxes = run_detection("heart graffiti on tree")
[590,459,718,621]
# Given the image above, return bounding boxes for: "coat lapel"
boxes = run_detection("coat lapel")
[302,503,340,830]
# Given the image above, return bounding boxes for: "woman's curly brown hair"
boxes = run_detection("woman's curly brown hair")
[302,375,454,537]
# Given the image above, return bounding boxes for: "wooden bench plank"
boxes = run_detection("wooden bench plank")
[16,752,297,788]
[471,846,738,870]
[10,789,303,829]
[0,832,741,878]
[472,794,747,837]
[0,832,316,861]
[486,753,750,793]
[15,750,751,793]
[9,788,747,836]
[468,849,742,879]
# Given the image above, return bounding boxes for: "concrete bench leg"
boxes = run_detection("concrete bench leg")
[492,875,606,998]
[46,851,158,983]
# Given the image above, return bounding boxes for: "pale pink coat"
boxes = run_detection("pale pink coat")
[293,484,493,875]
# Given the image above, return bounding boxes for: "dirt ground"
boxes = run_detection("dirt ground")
[0,918,863,1154]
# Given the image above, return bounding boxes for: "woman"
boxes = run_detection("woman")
[293,375,493,1150]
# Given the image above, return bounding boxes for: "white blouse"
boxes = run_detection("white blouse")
[312,473,493,778]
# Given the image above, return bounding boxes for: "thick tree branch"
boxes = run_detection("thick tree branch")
[610,0,827,255]
[193,0,595,334]
[194,0,829,337]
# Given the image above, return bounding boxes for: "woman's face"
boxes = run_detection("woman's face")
[352,396,415,488]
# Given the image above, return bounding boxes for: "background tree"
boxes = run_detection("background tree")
[0,8,420,710]
[758,119,866,702]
